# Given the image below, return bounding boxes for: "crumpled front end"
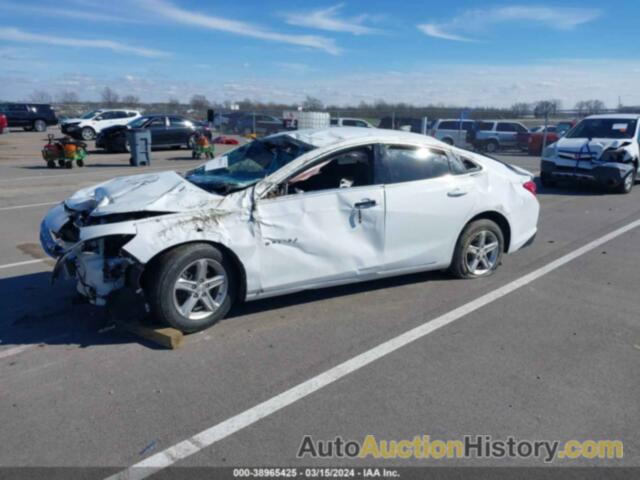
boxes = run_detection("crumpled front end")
[541,139,636,187]
[40,203,143,306]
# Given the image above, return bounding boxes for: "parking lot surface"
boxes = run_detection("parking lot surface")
[0,130,638,476]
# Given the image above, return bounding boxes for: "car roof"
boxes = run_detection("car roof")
[585,113,640,120]
[281,127,440,148]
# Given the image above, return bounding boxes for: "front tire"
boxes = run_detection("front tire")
[81,127,95,141]
[146,244,236,333]
[616,169,635,194]
[540,172,556,188]
[449,219,504,279]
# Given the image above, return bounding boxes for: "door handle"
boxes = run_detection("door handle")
[447,188,469,197]
[354,199,377,209]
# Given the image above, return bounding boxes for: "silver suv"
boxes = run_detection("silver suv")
[469,121,528,153]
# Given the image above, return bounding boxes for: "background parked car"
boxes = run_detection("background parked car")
[467,120,528,153]
[95,115,210,152]
[378,116,424,133]
[519,121,576,155]
[234,113,282,135]
[0,113,7,134]
[430,119,474,147]
[62,109,140,141]
[0,103,58,132]
[330,117,374,128]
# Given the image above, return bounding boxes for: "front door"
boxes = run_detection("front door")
[254,145,385,295]
[147,117,169,145]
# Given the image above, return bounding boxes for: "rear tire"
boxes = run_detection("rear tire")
[34,119,47,132]
[146,243,236,333]
[449,219,504,279]
[485,140,499,153]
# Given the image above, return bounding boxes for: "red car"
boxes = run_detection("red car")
[517,121,576,155]
[0,113,7,134]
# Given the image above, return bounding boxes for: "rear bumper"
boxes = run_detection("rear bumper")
[541,159,633,187]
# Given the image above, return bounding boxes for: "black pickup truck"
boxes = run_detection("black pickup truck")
[0,103,58,132]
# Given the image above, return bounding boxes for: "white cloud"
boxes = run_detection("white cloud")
[418,24,474,42]
[419,5,601,42]
[138,0,340,54]
[0,27,168,57]
[283,4,379,35]
[0,1,138,23]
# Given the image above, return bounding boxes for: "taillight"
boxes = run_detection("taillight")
[523,180,537,195]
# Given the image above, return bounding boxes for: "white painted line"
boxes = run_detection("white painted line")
[0,333,70,360]
[107,217,640,480]
[0,344,36,359]
[0,259,47,270]
[0,201,57,212]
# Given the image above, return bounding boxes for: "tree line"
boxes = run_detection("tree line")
[22,88,617,120]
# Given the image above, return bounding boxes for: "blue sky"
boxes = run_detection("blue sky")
[1,0,640,107]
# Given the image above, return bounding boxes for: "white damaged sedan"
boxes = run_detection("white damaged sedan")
[40,128,539,332]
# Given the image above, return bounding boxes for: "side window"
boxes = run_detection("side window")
[497,123,516,132]
[478,122,494,131]
[449,153,481,175]
[514,123,528,133]
[9,104,28,112]
[462,121,474,132]
[128,111,138,117]
[285,146,375,194]
[330,119,338,125]
[438,121,456,130]
[169,116,187,126]
[342,119,357,126]
[379,145,450,184]
[148,117,166,128]
[99,112,117,120]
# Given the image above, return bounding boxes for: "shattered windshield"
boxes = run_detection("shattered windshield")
[185,135,315,194]
[566,118,637,139]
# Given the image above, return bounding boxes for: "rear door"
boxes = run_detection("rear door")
[380,144,478,271]
[496,122,521,147]
[7,104,29,127]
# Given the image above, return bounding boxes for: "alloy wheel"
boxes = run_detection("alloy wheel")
[173,259,228,321]
[464,230,500,276]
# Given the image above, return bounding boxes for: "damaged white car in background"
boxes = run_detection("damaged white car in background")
[541,114,640,193]
[40,128,539,333]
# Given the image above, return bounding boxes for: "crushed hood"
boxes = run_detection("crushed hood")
[554,138,632,160]
[65,171,223,216]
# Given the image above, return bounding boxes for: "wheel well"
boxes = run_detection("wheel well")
[466,211,511,252]
[141,241,248,302]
